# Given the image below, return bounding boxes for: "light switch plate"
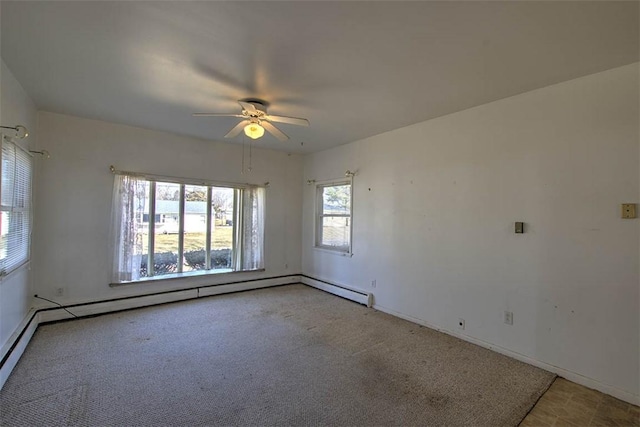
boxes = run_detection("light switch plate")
[515,222,524,233]
[504,311,513,325]
[621,203,636,219]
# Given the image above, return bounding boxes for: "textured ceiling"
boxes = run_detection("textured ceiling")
[1,1,638,153]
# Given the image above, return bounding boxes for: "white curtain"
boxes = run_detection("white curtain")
[241,186,265,271]
[110,174,146,282]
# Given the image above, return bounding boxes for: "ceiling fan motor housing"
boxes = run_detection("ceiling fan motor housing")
[243,101,268,118]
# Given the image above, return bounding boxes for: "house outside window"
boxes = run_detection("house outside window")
[315,181,352,253]
[111,173,264,284]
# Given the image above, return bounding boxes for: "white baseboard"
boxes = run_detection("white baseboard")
[373,303,640,406]
[0,274,301,391]
[4,276,636,406]
[0,310,38,390]
[199,275,300,298]
[301,275,372,307]
[37,275,301,323]
[38,289,200,323]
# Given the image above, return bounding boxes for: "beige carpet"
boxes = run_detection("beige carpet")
[1,284,554,426]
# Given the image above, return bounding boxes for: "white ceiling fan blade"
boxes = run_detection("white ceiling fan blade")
[266,115,309,127]
[225,120,250,138]
[193,113,245,118]
[238,101,257,113]
[261,121,289,142]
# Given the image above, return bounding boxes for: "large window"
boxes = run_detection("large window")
[0,140,32,276]
[315,181,352,253]
[111,173,264,283]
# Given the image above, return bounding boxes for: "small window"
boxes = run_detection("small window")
[0,140,33,276]
[315,181,352,253]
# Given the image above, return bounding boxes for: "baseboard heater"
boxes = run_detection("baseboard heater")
[0,274,301,390]
[300,275,372,307]
[36,275,301,323]
[2,274,372,391]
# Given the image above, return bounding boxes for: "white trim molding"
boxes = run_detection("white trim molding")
[3,275,636,407]
[300,275,372,307]
[373,303,640,406]
[0,309,38,390]
[0,274,301,390]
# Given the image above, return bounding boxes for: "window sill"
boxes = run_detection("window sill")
[0,260,31,282]
[313,246,353,257]
[109,267,265,287]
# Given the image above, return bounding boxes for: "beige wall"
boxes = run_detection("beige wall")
[33,112,302,303]
[0,60,37,354]
[302,64,639,403]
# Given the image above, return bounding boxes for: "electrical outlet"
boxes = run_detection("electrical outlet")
[55,287,64,297]
[458,318,465,330]
[504,311,513,325]
[371,280,376,288]
[621,203,636,219]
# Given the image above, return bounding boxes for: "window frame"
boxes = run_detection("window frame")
[0,137,33,277]
[144,181,240,278]
[314,179,353,254]
[110,171,265,285]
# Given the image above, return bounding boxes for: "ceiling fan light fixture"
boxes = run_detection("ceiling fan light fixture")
[244,122,265,139]
[194,100,305,142]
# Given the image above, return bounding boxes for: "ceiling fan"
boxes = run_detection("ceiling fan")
[193,100,309,142]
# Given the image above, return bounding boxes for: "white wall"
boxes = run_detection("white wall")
[0,59,38,352]
[33,112,302,304]
[302,64,639,402]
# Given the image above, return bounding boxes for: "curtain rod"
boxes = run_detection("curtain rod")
[306,170,357,185]
[109,166,269,188]
[0,125,28,139]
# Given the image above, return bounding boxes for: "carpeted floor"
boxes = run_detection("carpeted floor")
[0,284,555,426]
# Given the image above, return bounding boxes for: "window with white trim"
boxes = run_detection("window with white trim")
[111,173,264,284]
[0,140,33,276]
[315,181,352,253]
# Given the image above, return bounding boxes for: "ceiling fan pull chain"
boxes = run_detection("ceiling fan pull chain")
[241,133,246,175]
[248,138,253,172]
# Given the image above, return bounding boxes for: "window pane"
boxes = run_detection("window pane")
[183,185,208,271]
[1,143,15,207]
[0,211,29,272]
[210,187,235,270]
[134,181,150,278]
[154,182,180,276]
[111,174,265,283]
[0,143,32,274]
[322,185,350,215]
[321,216,350,249]
[0,211,9,262]
[14,149,31,209]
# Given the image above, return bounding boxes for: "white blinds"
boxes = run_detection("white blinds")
[0,140,32,275]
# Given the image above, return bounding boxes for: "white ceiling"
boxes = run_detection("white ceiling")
[1,1,637,153]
